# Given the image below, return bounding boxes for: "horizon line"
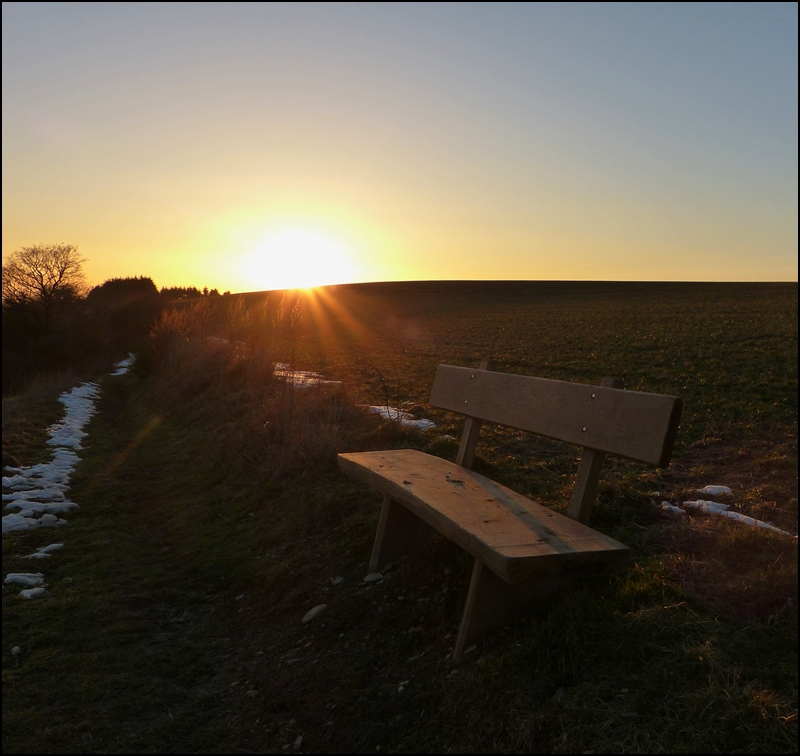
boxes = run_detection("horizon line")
[225,278,798,297]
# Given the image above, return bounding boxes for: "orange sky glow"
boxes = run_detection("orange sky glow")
[3,4,797,291]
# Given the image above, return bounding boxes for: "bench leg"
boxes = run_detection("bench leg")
[370,495,434,573]
[453,559,568,659]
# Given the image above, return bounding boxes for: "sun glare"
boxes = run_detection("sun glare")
[241,229,355,291]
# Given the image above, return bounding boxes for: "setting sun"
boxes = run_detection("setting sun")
[240,229,356,291]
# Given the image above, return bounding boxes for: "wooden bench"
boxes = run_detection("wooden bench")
[338,363,682,658]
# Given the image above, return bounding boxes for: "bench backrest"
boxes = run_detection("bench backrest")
[429,364,681,468]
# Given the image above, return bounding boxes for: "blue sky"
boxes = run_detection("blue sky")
[3,3,797,289]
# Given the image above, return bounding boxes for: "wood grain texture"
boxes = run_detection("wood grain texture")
[566,376,624,523]
[428,365,682,467]
[338,449,629,583]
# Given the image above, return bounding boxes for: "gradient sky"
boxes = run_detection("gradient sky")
[3,3,797,291]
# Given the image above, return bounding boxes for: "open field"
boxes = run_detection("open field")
[3,281,797,753]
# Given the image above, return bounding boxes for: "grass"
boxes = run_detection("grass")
[2,370,92,470]
[3,281,797,753]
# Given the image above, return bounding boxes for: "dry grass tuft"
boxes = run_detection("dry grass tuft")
[661,518,797,621]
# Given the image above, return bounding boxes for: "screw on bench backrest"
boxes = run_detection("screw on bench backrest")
[455,359,494,469]
[566,376,624,524]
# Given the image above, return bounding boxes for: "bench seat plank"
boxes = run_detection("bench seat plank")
[338,449,629,583]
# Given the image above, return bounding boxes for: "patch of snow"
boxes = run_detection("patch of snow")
[19,586,46,599]
[2,361,128,534]
[5,573,45,587]
[271,361,436,428]
[44,384,100,453]
[659,502,685,515]
[2,511,67,534]
[23,543,64,559]
[1,381,99,533]
[695,485,732,496]
[274,363,341,388]
[110,354,136,375]
[363,406,436,431]
[682,500,795,537]
[4,488,69,502]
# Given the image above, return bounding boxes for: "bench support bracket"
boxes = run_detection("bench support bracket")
[370,495,435,573]
[454,559,567,659]
[567,376,624,523]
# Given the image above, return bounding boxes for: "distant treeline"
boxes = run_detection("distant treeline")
[160,285,230,300]
[2,274,230,395]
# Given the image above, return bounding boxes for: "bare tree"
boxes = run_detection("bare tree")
[2,243,87,325]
